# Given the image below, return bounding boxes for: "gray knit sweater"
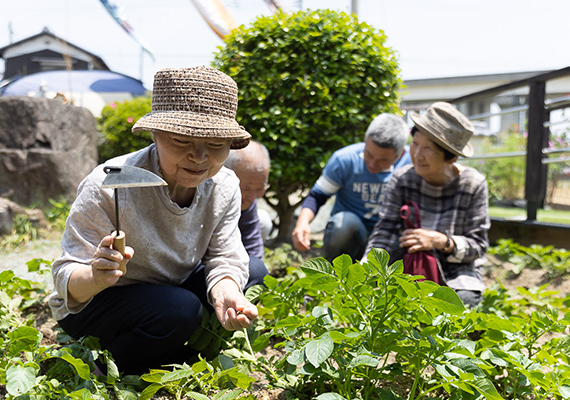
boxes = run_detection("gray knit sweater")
[49,144,249,321]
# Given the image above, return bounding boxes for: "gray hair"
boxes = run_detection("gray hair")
[224,140,270,173]
[364,113,409,154]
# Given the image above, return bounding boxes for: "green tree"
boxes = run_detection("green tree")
[97,97,152,163]
[213,9,402,243]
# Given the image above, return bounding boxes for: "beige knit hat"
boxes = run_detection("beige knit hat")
[132,65,251,149]
[410,102,474,158]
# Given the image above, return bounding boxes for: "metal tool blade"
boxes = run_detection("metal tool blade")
[102,165,167,188]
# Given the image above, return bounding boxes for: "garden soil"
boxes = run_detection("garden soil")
[1,231,569,400]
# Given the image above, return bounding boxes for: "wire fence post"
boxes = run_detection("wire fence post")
[525,80,548,221]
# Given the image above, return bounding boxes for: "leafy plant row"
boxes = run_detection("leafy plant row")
[490,238,570,278]
[1,249,569,399]
[0,260,255,400]
[235,248,570,399]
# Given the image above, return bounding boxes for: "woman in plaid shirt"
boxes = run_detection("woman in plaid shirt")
[365,102,490,307]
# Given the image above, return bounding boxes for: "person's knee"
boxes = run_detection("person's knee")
[247,255,269,289]
[456,290,483,308]
[324,212,369,261]
[326,212,363,234]
[142,288,203,336]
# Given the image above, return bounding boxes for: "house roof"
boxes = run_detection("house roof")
[404,70,553,88]
[0,27,109,70]
[399,68,570,104]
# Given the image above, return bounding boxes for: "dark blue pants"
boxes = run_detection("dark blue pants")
[59,256,268,375]
[323,211,372,262]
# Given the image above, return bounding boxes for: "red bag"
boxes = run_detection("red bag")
[400,202,442,285]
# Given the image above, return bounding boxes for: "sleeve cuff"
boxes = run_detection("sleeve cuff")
[446,235,466,263]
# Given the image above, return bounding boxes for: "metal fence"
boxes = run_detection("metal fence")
[446,67,570,221]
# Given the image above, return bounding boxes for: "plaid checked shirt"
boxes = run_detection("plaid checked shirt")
[365,164,490,292]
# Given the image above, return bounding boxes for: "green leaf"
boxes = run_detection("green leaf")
[218,353,235,370]
[275,315,302,328]
[315,393,348,400]
[224,369,256,389]
[139,383,162,400]
[244,284,265,303]
[161,368,191,382]
[106,357,120,384]
[7,326,41,350]
[450,358,486,378]
[58,351,91,380]
[188,391,210,400]
[559,385,570,399]
[140,370,167,383]
[300,257,335,277]
[115,386,139,400]
[6,365,36,396]
[348,354,380,368]
[305,335,334,368]
[252,333,270,353]
[467,378,503,400]
[68,388,97,400]
[435,364,453,378]
[346,261,367,289]
[287,349,305,366]
[329,330,362,343]
[375,388,406,399]
[394,275,418,296]
[455,339,476,355]
[26,258,43,272]
[421,287,465,315]
[214,389,244,400]
[312,306,334,326]
[369,247,390,269]
[332,254,352,281]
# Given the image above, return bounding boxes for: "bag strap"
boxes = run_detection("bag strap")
[400,201,422,229]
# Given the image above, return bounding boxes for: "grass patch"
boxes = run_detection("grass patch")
[489,206,570,224]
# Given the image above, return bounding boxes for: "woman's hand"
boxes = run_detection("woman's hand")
[68,235,133,306]
[210,277,258,331]
[91,235,134,287]
[399,228,448,253]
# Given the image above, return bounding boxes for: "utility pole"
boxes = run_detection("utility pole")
[351,0,358,14]
[8,22,14,44]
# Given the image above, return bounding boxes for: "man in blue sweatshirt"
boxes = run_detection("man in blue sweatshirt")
[292,114,411,261]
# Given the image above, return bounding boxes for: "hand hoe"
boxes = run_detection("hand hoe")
[102,165,167,274]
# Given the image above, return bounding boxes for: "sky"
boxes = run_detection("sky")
[1,0,570,91]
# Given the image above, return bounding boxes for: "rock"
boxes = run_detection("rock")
[0,96,99,206]
[0,197,48,235]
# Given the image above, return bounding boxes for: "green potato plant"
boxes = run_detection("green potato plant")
[490,238,570,278]
[1,249,569,399]
[236,248,570,400]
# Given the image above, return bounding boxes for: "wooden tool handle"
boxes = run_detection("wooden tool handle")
[111,230,127,275]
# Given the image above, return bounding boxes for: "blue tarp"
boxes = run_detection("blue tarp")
[1,70,147,96]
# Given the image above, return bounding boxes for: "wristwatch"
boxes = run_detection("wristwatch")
[443,235,452,252]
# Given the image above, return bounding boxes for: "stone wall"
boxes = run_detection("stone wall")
[0,96,99,207]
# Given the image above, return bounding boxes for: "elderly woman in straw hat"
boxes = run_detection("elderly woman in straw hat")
[48,66,268,374]
[364,102,490,307]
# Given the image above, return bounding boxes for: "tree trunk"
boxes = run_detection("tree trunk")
[264,183,305,247]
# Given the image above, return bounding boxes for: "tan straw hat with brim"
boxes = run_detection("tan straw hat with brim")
[410,102,474,158]
[132,65,251,149]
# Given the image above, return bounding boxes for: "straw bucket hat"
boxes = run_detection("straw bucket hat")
[132,65,251,149]
[410,102,474,158]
